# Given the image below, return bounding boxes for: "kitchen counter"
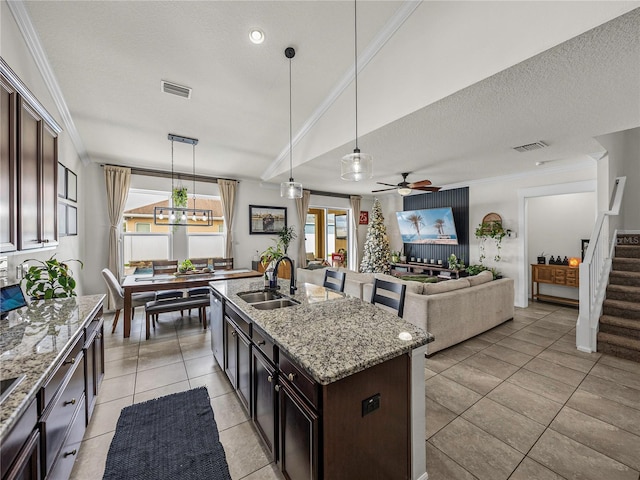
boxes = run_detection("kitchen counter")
[0,294,105,440]
[211,278,432,385]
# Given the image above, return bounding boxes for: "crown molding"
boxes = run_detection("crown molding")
[7,0,90,165]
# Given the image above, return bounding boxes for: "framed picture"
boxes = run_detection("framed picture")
[581,239,590,260]
[58,203,67,236]
[67,205,78,236]
[58,163,66,198]
[249,205,287,234]
[66,169,77,202]
[335,214,347,239]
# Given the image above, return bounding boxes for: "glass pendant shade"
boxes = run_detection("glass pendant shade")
[341,149,372,181]
[281,179,303,199]
[397,187,412,196]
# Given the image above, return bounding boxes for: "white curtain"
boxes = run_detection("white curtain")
[295,190,311,269]
[349,195,361,271]
[104,166,131,309]
[218,179,237,259]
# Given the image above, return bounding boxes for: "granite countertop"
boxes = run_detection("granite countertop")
[211,278,433,385]
[0,294,105,439]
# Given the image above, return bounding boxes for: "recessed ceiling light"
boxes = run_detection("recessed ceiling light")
[249,29,265,44]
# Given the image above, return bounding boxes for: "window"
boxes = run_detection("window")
[135,223,151,233]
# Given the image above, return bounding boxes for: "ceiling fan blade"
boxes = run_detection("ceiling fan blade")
[408,179,432,188]
[413,186,441,192]
[375,182,399,188]
[371,187,396,193]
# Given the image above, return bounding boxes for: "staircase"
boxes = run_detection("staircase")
[597,233,640,362]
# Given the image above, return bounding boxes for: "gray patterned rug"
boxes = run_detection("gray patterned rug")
[103,387,231,480]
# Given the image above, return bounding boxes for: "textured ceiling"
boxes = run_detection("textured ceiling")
[17,1,640,196]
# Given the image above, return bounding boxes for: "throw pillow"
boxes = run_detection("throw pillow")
[467,270,493,286]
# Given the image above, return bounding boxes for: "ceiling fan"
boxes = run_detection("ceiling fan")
[372,173,441,196]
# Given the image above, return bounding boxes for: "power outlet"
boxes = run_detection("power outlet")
[361,393,381,417]
[16,263,28,280]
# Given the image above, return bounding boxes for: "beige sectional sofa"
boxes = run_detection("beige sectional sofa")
[296,267,514,355]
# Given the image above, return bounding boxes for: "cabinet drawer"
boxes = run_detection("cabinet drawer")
[252,325,275,364]
[42,354,85,474]
[41,335,83,408]
[565,269,577,279]
[566,278,578,287]
[226,306,251,338]
[0,399,37,479]
[46,396,85,480]
[553,270,566,284]
[279,352,319,409]
[84,308,103,344]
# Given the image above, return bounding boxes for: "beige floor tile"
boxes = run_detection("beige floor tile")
[69,430,115,480]
[134,362,188,393]
[533,318,575,333]
[425,375,482,415]
[462,398,546,453]
[185,355,221,379]
[133,380,191,404]
[211,391,250,431]
[519,324,565,341]
[103,356,138,380]
[426,396,457,439]
[440,344,478,362]
[103,343,140,362]
[598,354,640,375]
[97,373,136,404]
[509,330,556,348]
[589,363,640,391]
[138,337,180,355]
[490,321,524,335]
[579,375,640,410]
[181,342,215,361]
[547,338,602,360]
[430,417,523,480]
[509,457,565,480]
[424,367,438,381]
[475,329,508,343]
[496,336,546,356]
[529,429,639,480]
[507,369,576,404]
[84,395,132,439]
[462,352,519,380]
[536,348,597,373]
[425,352,460,373]
[425,442,476,480]
[487,382,563,426]
[189,370,235,398]
[523,357,586,387]
[218,421,272,479]
[459,336,494,352]
[441,363,503,395]
[240,462,285,480]
[136,349,183,371]
[567,389,640,437]
[483,344,533,367]
[550,407,640,471]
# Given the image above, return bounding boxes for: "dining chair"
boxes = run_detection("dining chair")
[323,269,346,293]
[151,260,184,301]
[102,268,156,334]
[186,258,211,316]
[211,258,234,270]
[370,278,406,318]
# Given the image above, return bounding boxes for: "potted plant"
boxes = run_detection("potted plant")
[447,253,465,271]
[276,226,297,255]
[475,221,506,263]
[390,251,400,263]
[178,259,195,273]
[22,255,83,299]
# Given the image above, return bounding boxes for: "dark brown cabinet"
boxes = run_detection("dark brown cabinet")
[224,315,251,411]
[1,58,60,254]
[251,348,276,458]
[84,314,105,423]
[2,429,40,480]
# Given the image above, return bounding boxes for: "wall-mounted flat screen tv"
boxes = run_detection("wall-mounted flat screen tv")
[396,207,459,245]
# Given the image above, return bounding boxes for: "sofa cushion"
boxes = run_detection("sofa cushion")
[467,270,493,286]
[373,273,423,294]
[423,277,470,295]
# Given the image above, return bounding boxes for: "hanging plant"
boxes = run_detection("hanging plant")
[475,221,506,263]
[172,187,188,208]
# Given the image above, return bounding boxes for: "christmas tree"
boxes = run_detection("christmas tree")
[360,198,391,273]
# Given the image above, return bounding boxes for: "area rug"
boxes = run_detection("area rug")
[102,387,231,480]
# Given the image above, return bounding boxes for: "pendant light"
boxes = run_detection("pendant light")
[341,0,372,181]
[154,134,213,226]
[281,47,303,199]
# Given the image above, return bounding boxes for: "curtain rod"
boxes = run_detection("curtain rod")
[101,164,237,184]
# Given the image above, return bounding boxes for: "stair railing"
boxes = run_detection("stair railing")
[576,176,626,352]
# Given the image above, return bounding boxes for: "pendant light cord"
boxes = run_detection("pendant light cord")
[171,139,175,199]
[192,143,196,209]
[289,54,293,181]
[354,0,359,151]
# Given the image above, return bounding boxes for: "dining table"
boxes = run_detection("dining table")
[120,268,263,338]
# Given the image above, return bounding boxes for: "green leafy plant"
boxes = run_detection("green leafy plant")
[172,187,188,208]
[277,226,297,254]
[447,253,465,271]
[466,264,501,279]
[22,255,83,299]
[260,243,284,267]
[475,221,506,263]
[179,259,195,273]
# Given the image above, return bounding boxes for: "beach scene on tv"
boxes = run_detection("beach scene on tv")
[395,207,459,245]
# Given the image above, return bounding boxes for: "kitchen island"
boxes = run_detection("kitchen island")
[210,278,433,480]
[1,294,105,480]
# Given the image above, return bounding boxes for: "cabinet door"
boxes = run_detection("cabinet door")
[0,73,17,252]
[533,266,553,284]
[279,381,319,480]
[252,349,276,458]
[224,317,238,387]
[41,124,58,246]
[237,330,251,411]
[84,317,105,423]
[210,294,224,369]
[3,429,40,480]
[17,100,41,250]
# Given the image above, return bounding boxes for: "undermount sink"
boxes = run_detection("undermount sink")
[238,290,284,303]
[250,298,300,310]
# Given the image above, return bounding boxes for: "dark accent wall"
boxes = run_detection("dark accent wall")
[402,187,469,266]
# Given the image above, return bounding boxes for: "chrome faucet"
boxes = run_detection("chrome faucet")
[273,256,297,295]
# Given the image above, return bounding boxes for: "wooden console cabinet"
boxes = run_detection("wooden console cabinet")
[531,264,579,306]
[252,260,291,280]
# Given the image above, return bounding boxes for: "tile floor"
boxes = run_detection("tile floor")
[69,302,640,480]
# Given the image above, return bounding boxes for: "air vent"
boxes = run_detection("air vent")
[513,141,548,153]
[161,80,192,99]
